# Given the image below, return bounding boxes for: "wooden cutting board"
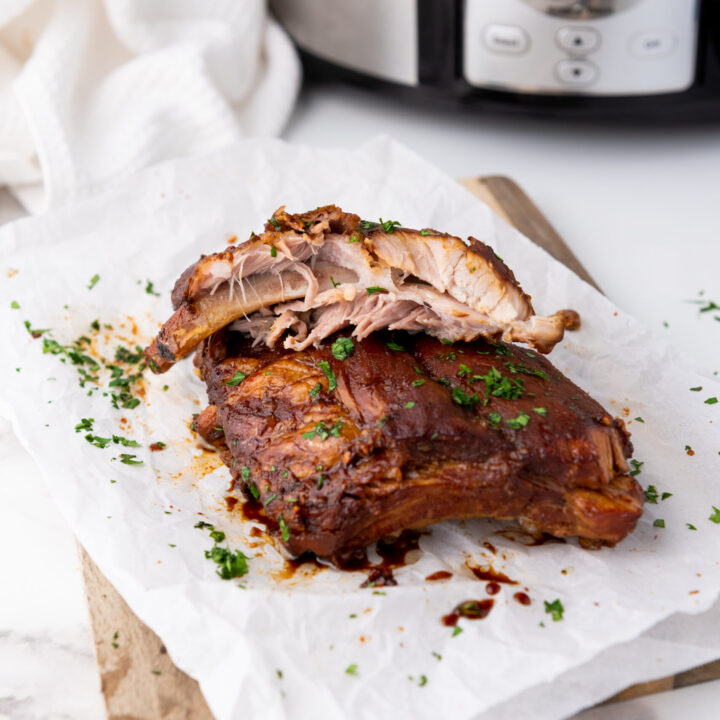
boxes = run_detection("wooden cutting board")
[79,175,720,719]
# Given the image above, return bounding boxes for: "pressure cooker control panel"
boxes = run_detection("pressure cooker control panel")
[464,0,700,95]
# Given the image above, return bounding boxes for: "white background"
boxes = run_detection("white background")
[1,81,719,719]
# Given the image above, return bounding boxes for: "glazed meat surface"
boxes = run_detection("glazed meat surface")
[194,329,643,560]
[147,206,577,373]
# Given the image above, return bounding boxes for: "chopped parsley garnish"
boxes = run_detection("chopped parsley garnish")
[506,412,530,429]
[309,382,322,398]
[75,418,94,433]
[331,336,354,361]
[412,379,425,387]
[687,523,697,530]
[705,397,718,405]
[380,218,400,233]
[145,280,160,296]
[10,300,19,309]
[195,521,214,530]
[504,362,547,380]
[205,545,249,580]
[661,492,673,501]
[268,217,281,230]
[302,421,344,441]
[452,386,480,407]
[112,434,140,447]
[405,401,415,409]
[263,493,277,506]
[87,274,100,290]
[330,275,341,288]
[690,386,702,392]
[270,245,277,257]
[377,417,387,429]
[345,663,359,676]
[24,320,50,337]
[432,652,442,661]
[347,232,362,243]
[457,364,472,377]
[420,229,433,236]
[629,459,644,477]
[653,519,665,528]
[644,485,659,503]
[493,344,512,357]
[477,367,524,401]
[533,407,547,416]
[119,453,143,465]
[318,360,337,391]
[709,506,720,524]
[634,417,645,423]
[278,516,291,543]
[451,626,463,637]
[487,412,502,427]
[386,341,405,351]
[85,434,112,449]
[544,598,564,621]
[366,286,388,295]
[224,371,248,386]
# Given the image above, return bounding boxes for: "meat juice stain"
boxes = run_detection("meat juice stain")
[513,592,532,606]
[149,442,165,452]
[442,599,494,627]
[485,582,501,596]
[425,571,453,582]
[482,541,497,554]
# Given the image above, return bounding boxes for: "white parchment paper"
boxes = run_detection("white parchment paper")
[1,137,719,720]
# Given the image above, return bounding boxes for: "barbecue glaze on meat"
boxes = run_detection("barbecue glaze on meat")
[193,329,643,560]
[146,206,578,373]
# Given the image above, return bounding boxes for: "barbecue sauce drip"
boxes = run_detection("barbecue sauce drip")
[466,563,518,585]
[442,599,494,626]
[485,582,501,596]
[425,571,453,582]
[336,529,425,587]
[513,592,532,606]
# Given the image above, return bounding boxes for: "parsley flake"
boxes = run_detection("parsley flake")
[506,412,530,429]
[451,626,463,637]
[366,286,388,295]
[318,360,337,391]
[687,523,697,531]
[412,379,426,387]
[145,280,160,297]
[87,274,100,290]
[10,300,19,309]
[644,486,659,503]
[268,217,281,230]
[331,336,354,361]
[345,664,359,676]
[270,245,277,257]
[629,459,644,477]
[405,401,415,409]
[223,371,248,386]
[386,341,405,352]
[654,518,665,528]
[544,599,564,621]
[709,506,720,524]
[309,382,322,398]
[705,397,718,405]
[278,516,291,543]
[119,453,143,465]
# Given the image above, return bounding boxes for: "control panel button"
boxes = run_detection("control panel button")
[556,27,600,54]
[630,29,677,58]
[483,24,530,55]
[555,60,598,86]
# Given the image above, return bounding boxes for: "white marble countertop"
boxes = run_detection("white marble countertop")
[2,82,719,719]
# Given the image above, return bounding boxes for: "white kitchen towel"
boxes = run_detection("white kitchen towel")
[0,0,301,214]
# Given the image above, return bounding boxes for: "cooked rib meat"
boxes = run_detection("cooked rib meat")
[146,206,577,373]
[194,329,642,560]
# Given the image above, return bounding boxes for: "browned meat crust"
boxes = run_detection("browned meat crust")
[193,330,642,560]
